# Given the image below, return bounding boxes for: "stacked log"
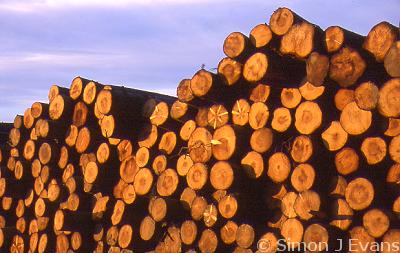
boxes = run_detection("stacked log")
[0,6,399,253]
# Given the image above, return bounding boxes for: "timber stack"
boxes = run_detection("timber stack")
[0,7,399,253]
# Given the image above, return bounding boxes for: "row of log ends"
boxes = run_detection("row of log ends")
[0,6,400,253]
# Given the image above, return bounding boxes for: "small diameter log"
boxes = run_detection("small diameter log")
[191,196,207,221]
[291,135,313,163]
[243,52,268,83]
[303,224,329,252]
[133,168,153,195]
[177,79,194,103]
[335,147,359,175]
[363,21,398,62]
[291,163,315,192]
[294,190,321,221]
[196,107,209,127]
[271,107,291,132]
[231,99,250,126]
[360,137,387,165]
[157,168,179,196]
[248,102,269,130]
[280,22,321,59]
[354,81,379,111]
[299,81,325,101]
[329,47,366,87]
[198,229,218,253]
[212,125,236,161]
[330,198,353,230]
[207,104,229,129]
[118,224,133,249]
[334,89,355,111]
[340,102,372,135]
[250,127,273,153]
[385,118,400,137]
[281,192,298,218]
[190,69,221,98]
[48,85,69,102]
[236,224,255,249]
[348,227,375,253]
[324,26,364,53]
[203,204,218,227]
[220,221,238,245]
[187,163,208,191]
[188,127,212,163]
[23,108,35,129]
[306,52,329,86]
[158,131,177,155]
[70,76,90,100]
[378,78,400,118]
[280,218,304,247]
[218,58,242,86]
[223,32,251,60]
[389,135,400,163]
[119,156,139,184]
[345,177,374,211]
[180,187,196,210]
[267,152,291,183]
[294,101,322,134]
[49,94,73,121]
[382,230,400,253]
[249,84,270,103]
[362,209,390,238]
[269,7,304,36]
[140,216,155,241]
[72,101,89,127]
[241,151,264,179]
[83,81,103,105]
[31,102,49,119]
[210,161,234,191]
[384,41,400,77]
[180,220,197,245]
[281,88,302,109]
[321,121,348,151]
[65,125,78,147]
[249,24,272,48]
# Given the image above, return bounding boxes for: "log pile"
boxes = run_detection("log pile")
[0,7,399,253]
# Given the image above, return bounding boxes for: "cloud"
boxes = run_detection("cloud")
[0,0,237,13]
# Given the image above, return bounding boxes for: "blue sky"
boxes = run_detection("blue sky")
[0,0,399,122]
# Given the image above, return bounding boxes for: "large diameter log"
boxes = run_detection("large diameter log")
[329,47,366,87]
[280,21,322,59]
[363,21,398,62]
[384,41,400,77]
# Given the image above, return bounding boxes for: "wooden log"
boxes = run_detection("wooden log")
[48,85,69,103]
[49,94,73,121]
[249,23,272,48]
[280,21,322,59]
[324,26,364,53]
[306,51,329,86]
[329,47,366,88]
[223,32,252,61]
[31,102,49,119]
[345,177,374,211]
[294,101,322,134]
[340,102,372,135]
[334,88,355,111]
[360,137,387,165]
[384,41,400,77]
[363,21,398,62]
[269,7,305,36]
[378,78,400,118]
[335,147,359,175]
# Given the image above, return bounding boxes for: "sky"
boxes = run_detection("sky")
[0,0,399,122]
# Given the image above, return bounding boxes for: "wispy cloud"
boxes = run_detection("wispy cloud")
[0,0,399,122]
